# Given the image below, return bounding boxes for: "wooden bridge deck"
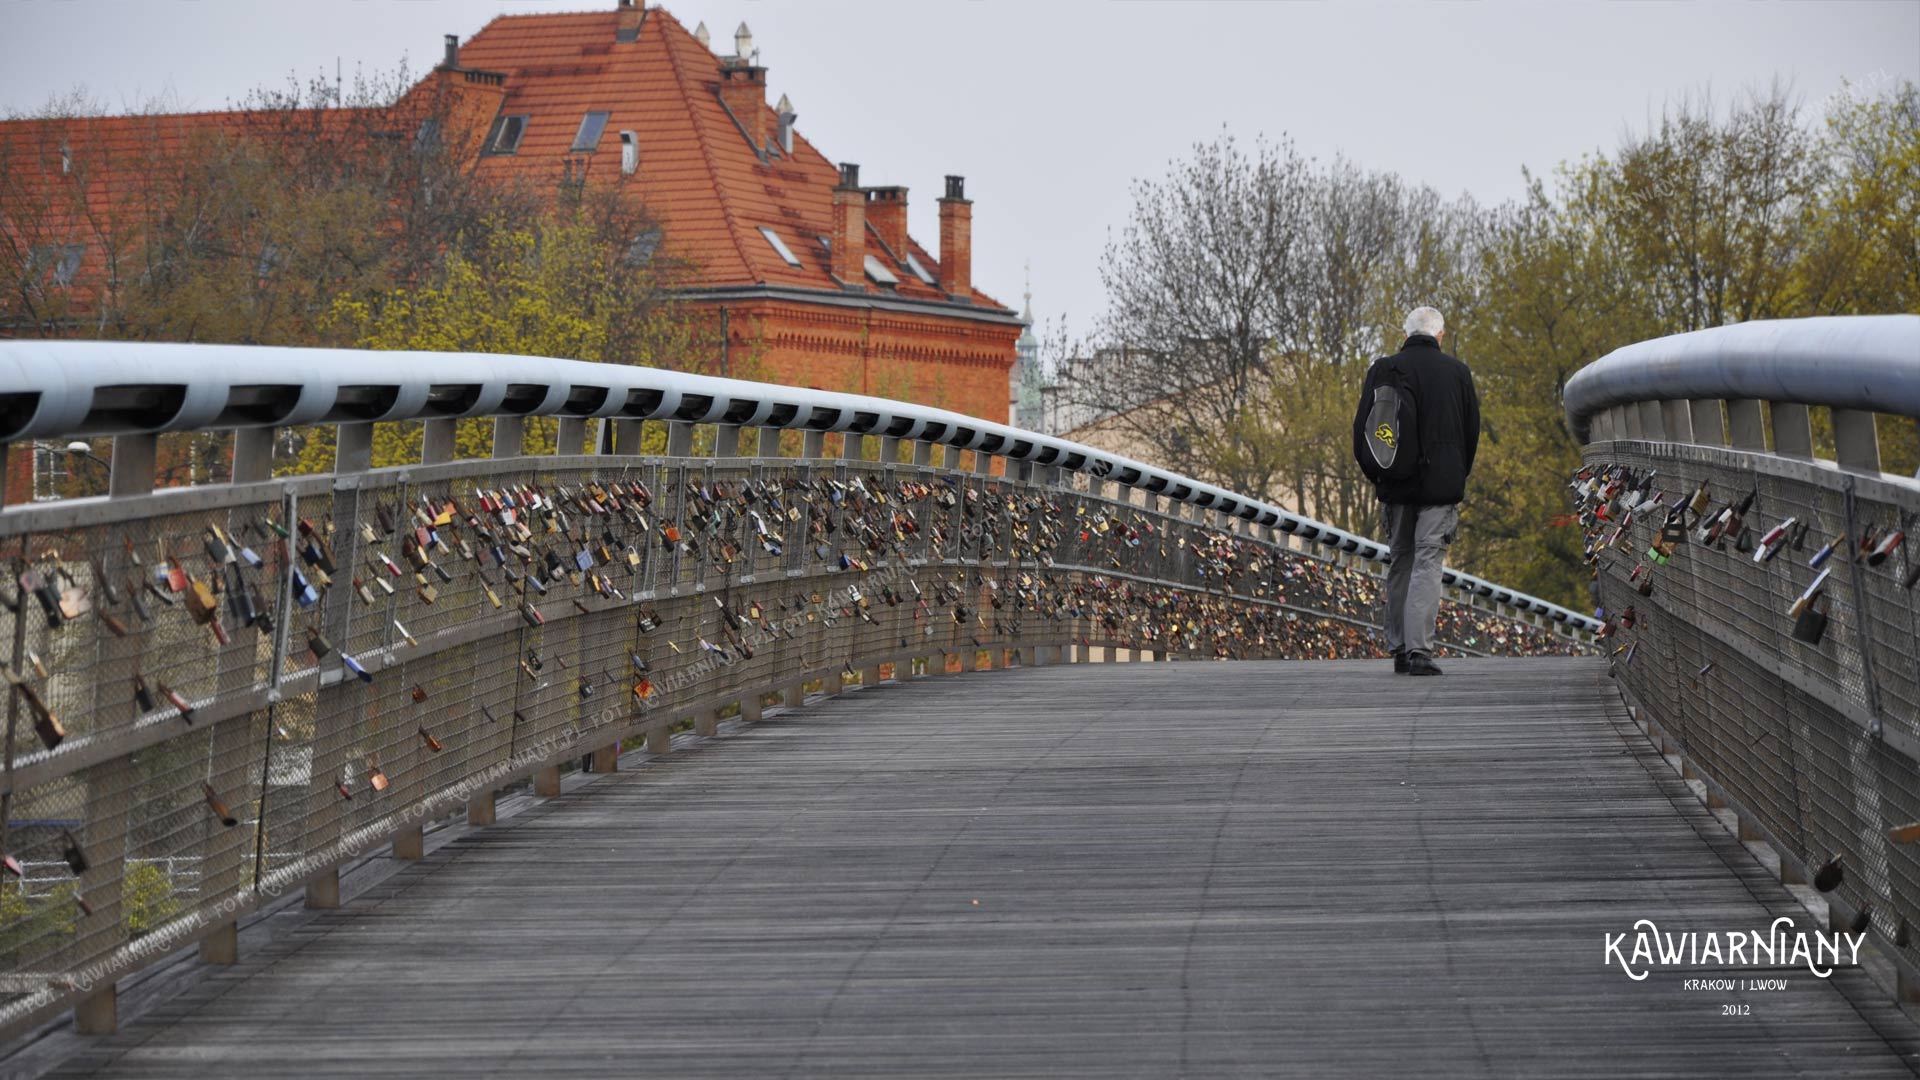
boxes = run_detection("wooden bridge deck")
[26,658,1920,1078]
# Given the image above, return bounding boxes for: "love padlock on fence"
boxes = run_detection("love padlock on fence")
[1791,594,1830,645]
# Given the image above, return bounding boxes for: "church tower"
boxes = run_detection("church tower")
[1011,268,1044,429]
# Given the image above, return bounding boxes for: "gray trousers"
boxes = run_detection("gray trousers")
[1380,502,1459,656]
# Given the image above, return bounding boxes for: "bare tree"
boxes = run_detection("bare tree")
[1070,132,1315,495]
[1607,82,1824,332]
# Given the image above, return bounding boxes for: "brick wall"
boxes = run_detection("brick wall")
[701,298,1018,424]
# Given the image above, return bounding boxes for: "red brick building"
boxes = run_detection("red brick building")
[0,1,1022,427]
[455,3,1021,418]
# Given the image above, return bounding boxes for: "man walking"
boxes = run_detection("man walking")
[1352,306,1480,676]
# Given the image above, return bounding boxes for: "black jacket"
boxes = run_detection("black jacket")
[1350,334,1480,506]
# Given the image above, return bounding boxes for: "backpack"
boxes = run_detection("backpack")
[1360,362,1421,483]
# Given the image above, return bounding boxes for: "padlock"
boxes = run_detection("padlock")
[291,570,319,608]
[1866,528,1903,567]
[21,681,65,749]
[1791,594,1830,645]
[302,537,336,576]
[159,682,195,722]
[226,565,256,626]
[1808,534,1842,570]
[1753,517,1794,562]
[184,577,219,625]
[1789,568,1832,618]
[1687,481,1711,518]
[202,783,239,827]
[1659,512,1685,548]
[341,652,373,683]
[61,831,88,874]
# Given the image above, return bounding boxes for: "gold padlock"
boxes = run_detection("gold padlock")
[184,578,218,625]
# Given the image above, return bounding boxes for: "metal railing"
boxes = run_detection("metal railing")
[1564,314,1920,1005]
[0,342,1593,1037]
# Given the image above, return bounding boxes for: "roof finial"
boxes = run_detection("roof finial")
[1022,261,1033,322]
[693,21,710,47]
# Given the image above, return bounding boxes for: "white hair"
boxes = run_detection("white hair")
[1403,306,1445,337]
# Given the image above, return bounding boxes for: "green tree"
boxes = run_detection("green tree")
[123,862,180,937]
[277,191,707,474]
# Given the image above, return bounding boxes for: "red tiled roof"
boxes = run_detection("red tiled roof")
[0,4,1005,319]
[0,107,379,313]
[457,6,1005,310]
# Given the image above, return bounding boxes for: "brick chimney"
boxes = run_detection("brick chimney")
[718,65,769,151]
[937,175,971,298]
[830,163,865,288]
[866,187,908,257]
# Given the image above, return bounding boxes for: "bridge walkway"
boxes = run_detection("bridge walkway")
[24,658,1920,1078]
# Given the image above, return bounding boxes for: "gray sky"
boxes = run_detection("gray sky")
[4,0,1916,340]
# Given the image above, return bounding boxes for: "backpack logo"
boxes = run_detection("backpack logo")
[1362,377,1421,482]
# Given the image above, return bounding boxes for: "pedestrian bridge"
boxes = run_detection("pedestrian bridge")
[9,657,1919,1077]
[1,317,1917,1076]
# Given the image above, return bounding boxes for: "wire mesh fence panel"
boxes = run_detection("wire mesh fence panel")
[0,438,1591,1034]
[1577,438,1920,991]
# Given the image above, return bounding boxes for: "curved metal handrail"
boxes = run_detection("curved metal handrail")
[1563,314,1920,444]
[0,341,1598,629]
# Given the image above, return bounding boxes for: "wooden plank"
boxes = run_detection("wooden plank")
[30,659,1920,1077]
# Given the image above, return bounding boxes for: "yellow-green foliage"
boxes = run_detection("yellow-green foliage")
[123,862,181,937]
[274,203,710,475]
[0,880,78,960]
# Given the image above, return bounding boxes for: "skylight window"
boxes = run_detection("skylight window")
[903,253,937,286]
[759,227,802,267]
[571,111,610,152]
[413,118,441,155]
[863,255,899,286]
[626,227,661,267]
[483,114,529,155]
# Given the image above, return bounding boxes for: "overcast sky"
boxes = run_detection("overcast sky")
[5,0,1916,340]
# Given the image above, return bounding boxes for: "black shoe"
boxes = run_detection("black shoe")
[1407,652,1443,676]
[1393,651,1410,674]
